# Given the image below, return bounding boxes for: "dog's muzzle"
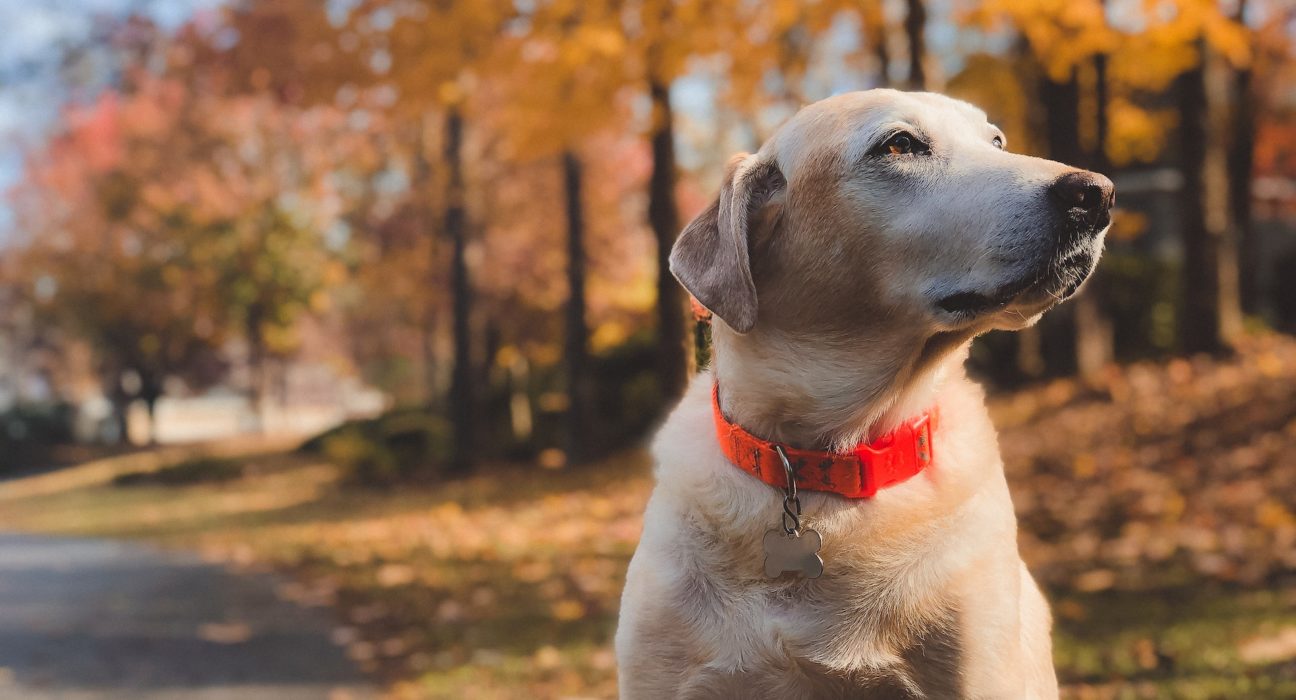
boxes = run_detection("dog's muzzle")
[1049,170,1115,238]
[935,171,1115,317]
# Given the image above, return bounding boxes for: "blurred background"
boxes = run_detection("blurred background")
[0,0,1294,698]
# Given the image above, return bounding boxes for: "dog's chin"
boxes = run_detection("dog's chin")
[933,248,1099,331]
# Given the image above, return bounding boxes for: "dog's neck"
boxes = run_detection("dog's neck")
[711,324,970,452]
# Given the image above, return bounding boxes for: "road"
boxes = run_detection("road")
[0,534,376,700]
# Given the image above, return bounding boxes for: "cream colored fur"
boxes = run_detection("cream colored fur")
[616,89,1112,699]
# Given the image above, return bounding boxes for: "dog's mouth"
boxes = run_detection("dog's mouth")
[936,275,1041,316]
[936,250,1097,319]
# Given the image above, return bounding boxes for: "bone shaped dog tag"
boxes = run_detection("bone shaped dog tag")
[763,528,824,579]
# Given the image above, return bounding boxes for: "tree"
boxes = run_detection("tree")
[1074,0,1116,379]
[10,15,363,440]
[974,0,1250,365]
[623,0,873,395]
[598,0,726,399]
[906,0,928,89]
[12,81,230,441]
[1176,40,1238,354]
[1144,2,1250,353]
[1229,0,1258,314]
[345,0,517,473]
[561,150,590,462]
[477,0,644,462]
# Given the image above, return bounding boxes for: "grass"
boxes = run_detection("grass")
[1052,586,1296,698]
[1,437,1295,698]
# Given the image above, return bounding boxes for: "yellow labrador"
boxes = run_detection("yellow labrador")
[616,90,1113,699]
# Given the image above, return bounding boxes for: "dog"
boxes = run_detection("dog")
[615,89,1113,699]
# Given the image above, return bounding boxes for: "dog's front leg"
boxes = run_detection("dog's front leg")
[937,551,1058,700]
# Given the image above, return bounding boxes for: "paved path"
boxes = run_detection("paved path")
[0,534,376,700]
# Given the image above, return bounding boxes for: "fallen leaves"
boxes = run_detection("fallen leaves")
[998,333,1296,593]
[4,335,1296,697]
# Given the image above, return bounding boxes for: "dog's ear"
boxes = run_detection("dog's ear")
[669,153,785,334]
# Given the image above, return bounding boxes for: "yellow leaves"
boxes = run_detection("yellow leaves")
[376,563,417,587]
[1073,453,1098,478]
[1110,35,1198,91]
[1257,500,1296,530]
[1257,352,1284,379]
[263,323,302,356]
[946,54,1035,151]
[1187,0,1253,67]
[1161,490,1186,522]
[309,289,331,313]
[436,81,464,107]
[1108,209,1149,243]
[532,644,563,669]
[771,0,802,30]
[549,599,585,621]
[973,0,1110,78]
[589,321,631,353]
[323,260,349,285]
[1107,99,1176,165]
[975,0,1252,84]
[1072,568,1116,592]
[570,25,626,63]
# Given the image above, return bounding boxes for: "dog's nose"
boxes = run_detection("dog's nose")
[1049,171,1115,226]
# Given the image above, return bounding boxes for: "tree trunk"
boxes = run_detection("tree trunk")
[1209,50,1244,345]
[1013,40,1046,380]
[648,78,687,400]
[904,0,927,89]
[507,354,532,442]
[562,150,591,464]
[1094,54,1110,170]
[1229,0,1258,314]
[445,106,474,474]
[140,371,163,446]
[245,307,266,434]
[1042,68,1082,167]
[108,382,131,445]
[420,316,438,405]
[1015,324,1045,379]
[143,394,159,446]
[1074,50,1115,380]
[1176,43,1225,354]
[114,403,131,444]
[415,115,440,405]
[1037,67,1083,376]
[866,5,891,86]
[1073,290,1113,378]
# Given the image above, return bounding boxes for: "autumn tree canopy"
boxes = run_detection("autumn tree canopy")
[2,0,1292,462]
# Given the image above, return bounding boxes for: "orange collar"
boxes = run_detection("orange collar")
[712,385,936,499]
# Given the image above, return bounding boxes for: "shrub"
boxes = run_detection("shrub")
[307,409,452,487]
[113,456,245,486]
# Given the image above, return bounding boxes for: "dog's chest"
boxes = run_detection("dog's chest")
[674,517,956,672]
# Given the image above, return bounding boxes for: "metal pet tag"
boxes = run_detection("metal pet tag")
[763,528,823,579]
[763,445,825,579]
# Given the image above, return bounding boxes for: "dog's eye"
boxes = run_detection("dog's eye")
[992,135,1005,150]
[879,132,928,156]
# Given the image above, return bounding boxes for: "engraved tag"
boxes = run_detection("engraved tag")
[762,528,824,579]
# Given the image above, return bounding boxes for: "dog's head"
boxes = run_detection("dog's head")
[671,89,1114,340]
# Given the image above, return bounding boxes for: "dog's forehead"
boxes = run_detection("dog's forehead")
[764,90,992,174]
